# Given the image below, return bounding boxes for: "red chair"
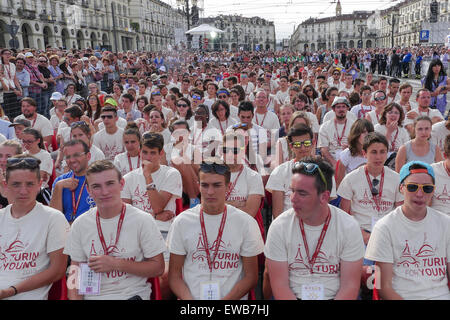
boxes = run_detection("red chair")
[248,289,256,300]
[48,275,68,300]
[148,277,161,300]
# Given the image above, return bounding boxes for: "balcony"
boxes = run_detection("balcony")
[68,0,76,4]
[39,13,56,23]
[0,6,12,15]
[81,0,89,8]
[17,8,36,20]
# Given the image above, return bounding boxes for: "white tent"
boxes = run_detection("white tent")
[185,24,225,35]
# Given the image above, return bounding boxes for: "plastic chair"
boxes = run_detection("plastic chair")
[148,277,161,300]
[248,289,256,300]
[48,275,68,300]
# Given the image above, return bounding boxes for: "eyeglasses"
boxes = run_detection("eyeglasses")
[192,95,202,100]
[333,73,340,76]
[374,95,386,101]
[371,178,380,196]
[404,183,435,194]
[39,60,47,63]
[100,114,114,119]
[292,161,328,191]
[200,162,230,175]
[177,103,188,108]
[7,157,40,167]
[290,140,312,148]
[65,152,86,161]
[218,95,228,99]
[222,146,244,155]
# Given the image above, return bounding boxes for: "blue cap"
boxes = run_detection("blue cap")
[399,161,435,184]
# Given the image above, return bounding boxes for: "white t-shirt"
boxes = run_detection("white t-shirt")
[403,108,444,127]
[241,82,255,98]
[337,166,404,231]
[365,206,450,300]
[113,152,140,177]
[431,161,450,216]
[338,148,367,173]
[92,128,125,161]
[121,166,182,232]
[266,159,337,213]
[275,89,289,105]
[63,204,166,300]
[226,166,264,207]
[322,110,357,124]
[14,114,53,137]
[167,204,265,300]
[98,117,128,131]
[374,124,411,153]
[318,118,355,160]
[0,202,70,300]
[253,110,280,131]
[350,104,374,119]
[208,117,239,136]
[431,121,450,157]
[366,110,381,126]
[26,149,53,189]
[264,205,365,300]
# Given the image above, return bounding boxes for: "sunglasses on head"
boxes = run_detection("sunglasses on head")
[291,140,312,148]
[7,157,40,168]
[293,161,328,190]
[200,162,230,175]
[70,121,89,128]
[232,123,249,131]
[404,183,435,194]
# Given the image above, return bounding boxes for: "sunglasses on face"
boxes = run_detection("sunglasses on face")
[293,161,328,190]
[404,183,435,194]
[374,95,386,101]
[101,114,114,119]
[222,146,244,155]
[177,103,188,108]
[291,140,312,148]
[192,95,202,101]
[218,95,228,99]
[200,162,230,175]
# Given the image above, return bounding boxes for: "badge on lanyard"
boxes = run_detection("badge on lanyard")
[301,283,324,300]
[200,281,221,300]
[78,263,101,295]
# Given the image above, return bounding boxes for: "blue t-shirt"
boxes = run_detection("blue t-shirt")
[52,171,96,223]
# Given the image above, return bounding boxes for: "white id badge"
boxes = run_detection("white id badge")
[200,281,220,300]
[78,263,101,295]
[301,283,324,300]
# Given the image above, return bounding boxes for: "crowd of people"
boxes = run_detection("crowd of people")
[0,44,449,301]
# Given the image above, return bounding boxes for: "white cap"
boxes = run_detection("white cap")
[24,52,34,58]
[50,92,63,100]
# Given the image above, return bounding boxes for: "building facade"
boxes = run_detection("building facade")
[0,0,186,51]
[200,15,276,51]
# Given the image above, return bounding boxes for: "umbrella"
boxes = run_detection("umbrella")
[185,24,225,35]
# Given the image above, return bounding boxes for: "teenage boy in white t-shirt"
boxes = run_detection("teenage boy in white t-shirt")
[0,155,70,300]
[365,161,450,300]
[64,160,166,300]
[350,85,374,119]
[167,159,264,300]
[431,135,450,215]
[265,156,365,300]
[92,106,124,161]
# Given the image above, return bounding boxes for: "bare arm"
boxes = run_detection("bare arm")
[334,258,363,300]
[339,198,351,214]
[222,256,259,300]
[395,145,407,173]
[168,253,194,300]
[271,190,285,219]
[266,258,297,300]
[377,262,403,300]
[88,254,165,278]
[320,147,336,168]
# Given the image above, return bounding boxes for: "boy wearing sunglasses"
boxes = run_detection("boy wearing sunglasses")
[167,158,264,300]
[0,155,70,299]
[365,161,450,300]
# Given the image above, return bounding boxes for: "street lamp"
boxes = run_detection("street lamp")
[176,0,198,49]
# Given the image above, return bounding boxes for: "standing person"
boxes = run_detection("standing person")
[64,160,166,300]
[264,156,365,300]
[24,52,47,117]
[1,49,23,120]
[395,116,443,172]
[47,55,64,95]
[50,139,96,224]
[431,134,450,215]
[0,155,69,300]
[365,161,450,300]
[167,159,264,300]
[92,106,124,161]
[422,59,449,115]
[37,55,55,119]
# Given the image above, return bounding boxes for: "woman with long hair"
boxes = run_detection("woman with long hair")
[395,116,443,172]
[48,54,64,94]
[335,119,374,187]
[136,96,149,114]
[112,82,124,104]
[59,58,76,91]
[302,84,318,110]
[316,86,338,125]
[422,58,449,115]
[85,94,102,125]
[209,100,238,136]
[169,97,194,128]
[375,102,410,155]
[113,124,142,176]
[345,53,360,80]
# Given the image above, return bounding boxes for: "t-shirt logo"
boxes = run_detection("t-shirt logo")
[192,233,239,271]
[289,244,339,275]
[435,184,450,204]
[0,230,39,271]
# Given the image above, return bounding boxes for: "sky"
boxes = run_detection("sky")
[162,0,402,42]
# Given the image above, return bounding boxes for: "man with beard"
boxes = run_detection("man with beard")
[14,97,53,149]
[318,97,356,168]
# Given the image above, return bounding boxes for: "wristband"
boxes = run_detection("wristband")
[10,285,18,296]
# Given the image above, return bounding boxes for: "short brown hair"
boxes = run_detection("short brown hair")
[86,160,122,182]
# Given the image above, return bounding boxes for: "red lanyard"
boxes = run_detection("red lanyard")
[444,162,450,177]
[334,119,347,146]
[71,175,87,222]
[255,112,267,127]
[390,129,399,151]
[96,203,126,256]
[225,167,244,200]
[199,206,227,274]
[298,208,331,274]
[218,119,227,136]
[364,167,385,212]
[4,64,11,79]
[358,106,371,118]
[127,153,140,172]
[194,127,205,145]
